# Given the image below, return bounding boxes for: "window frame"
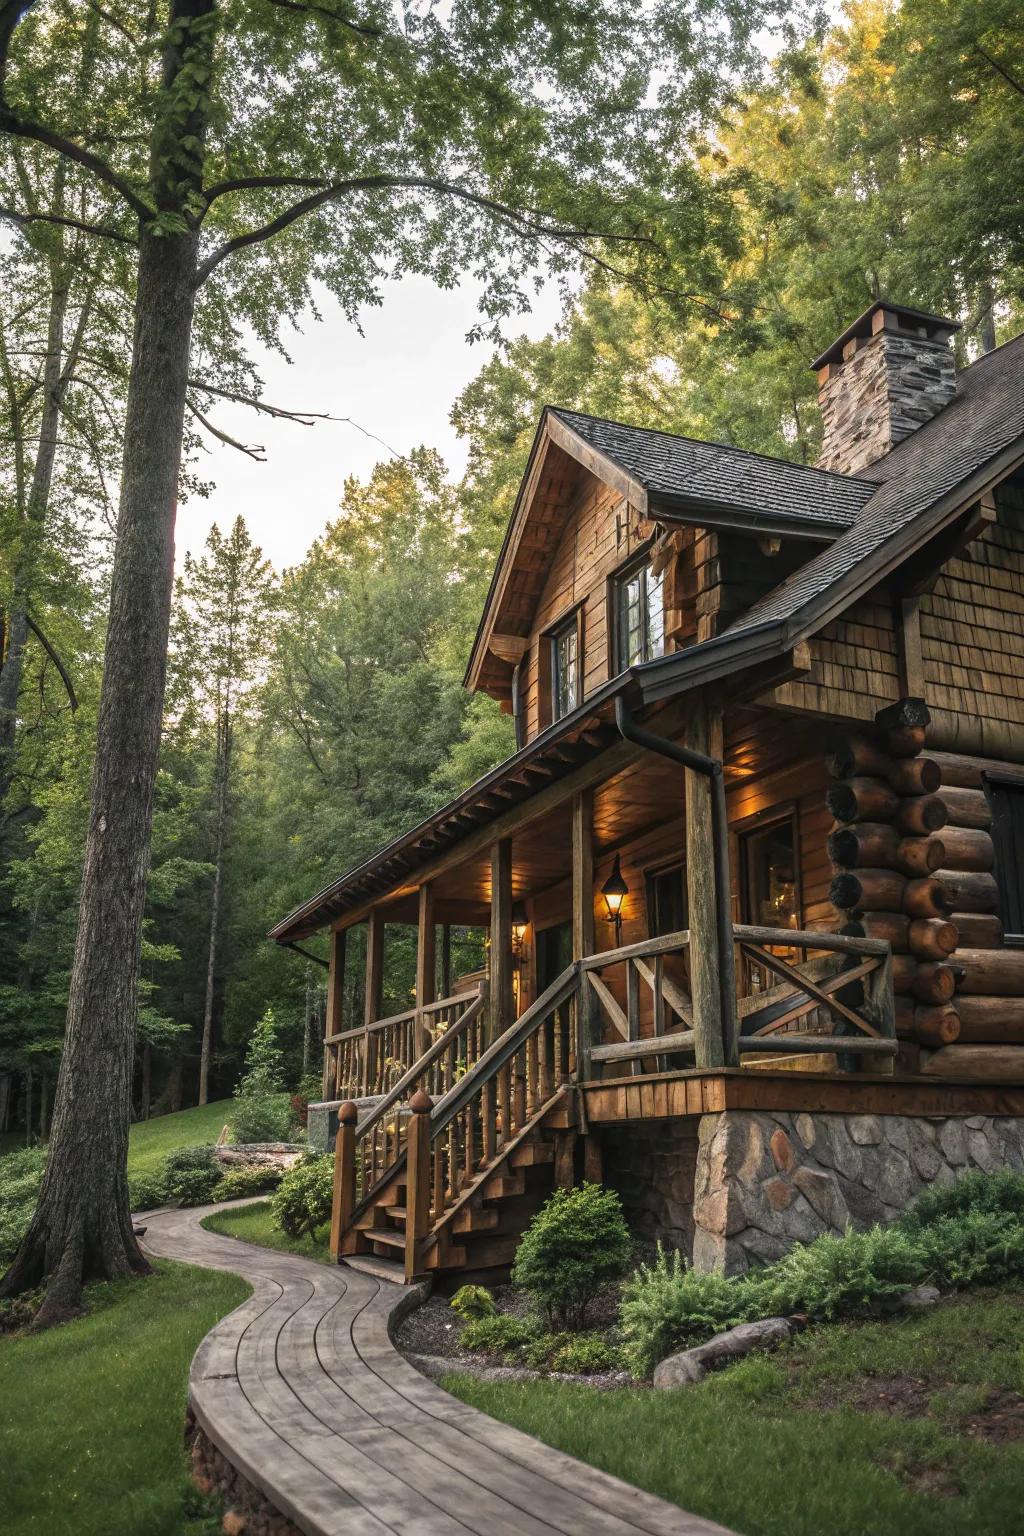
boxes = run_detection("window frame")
[610,548,666,673]
[644,857,688,940]
[539,602,584,729]
[550,612,581,723]
[985,771,1024,946]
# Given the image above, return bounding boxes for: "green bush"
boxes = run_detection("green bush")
[229,1092,292,1145]
[212,1163,283,1202]
[271,1154,333,1238]
[163,1145,222,1207]
[523,1331,563,1370]
[759,1226,926,1320]
[450,1284,496,1321]
[512,1183,632,1329]
[128,1170,169,1211]
[619,1246,757,1378]
[901,1169,1024,1229]
[0,1147,45,1264]
[916,1209,1024,1288]
[460,1313,536,1360]
[549,1333,618,1375]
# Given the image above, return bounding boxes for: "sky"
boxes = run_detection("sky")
[177,274,566,574]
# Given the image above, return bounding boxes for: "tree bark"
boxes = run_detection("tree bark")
[198,704,230,1106]
[0,227,199,1321]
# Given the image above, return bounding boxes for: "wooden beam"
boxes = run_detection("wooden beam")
[572,789,597,1079]
[898,596,926,698]
[489,633,530,665]
[489,839,514,1044]
[684,696,726,1068]
[363,910,385,1092]
[415,884,436,1056]
[323,927,347,1097]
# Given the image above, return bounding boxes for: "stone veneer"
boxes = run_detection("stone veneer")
[601,1121,699,1255]
[817,328,957,475]
[691,1110,1024,1274]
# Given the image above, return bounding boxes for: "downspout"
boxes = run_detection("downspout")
[614,694,738,1066]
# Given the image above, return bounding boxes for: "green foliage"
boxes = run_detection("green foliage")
[271,1153,333,1239]
[460,1313,536,1361]
[758,1227,927,1321]
[619,1246,757,1378]
[212,1163,283,1202]
[450,1284,496,1322]
[549,1333,619,1375]
[127,1170,169,1212]
[915,1211,1024,1289]
[161,1144,221,1207]
[0,1147,45,1265]
[229,1092,293,1145]
[512,1183,632,1329]
[900,1169,1024,1229]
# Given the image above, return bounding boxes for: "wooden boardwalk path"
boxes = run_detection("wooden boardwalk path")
[141,1204,731,1536]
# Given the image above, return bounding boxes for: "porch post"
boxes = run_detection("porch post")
[572,789,597,1080]
[363,909,385,1093]
[415,883,436,1057]
[489,838,514,1043]
[323,926,347,1098]
[684,697,727,1068]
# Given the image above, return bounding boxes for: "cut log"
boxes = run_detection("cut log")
[956,996,1024,1043]
[897,836,944,878]
[828,823,900,871]
[826,778,900,824]
[826,735,890,781]
[907,918,959,961]
[887,758,941,796]
[903,877,952,920]
[936,825,994,872]
[829,868,907,914]
[875,697,931,733]
[921,1044,1024,1079]
[938,786,991,829]
[895,795,948,837]
[841,913,911,950]
[931,751,1024,789]
[886,724,927,759]
[955,948,1024,997]
[911,962,957,1005]
[913,1005,961,1048]
[891,954,919,996]
[935,870,998,914]
[894,998,915,1036]
[950,912,1003,949]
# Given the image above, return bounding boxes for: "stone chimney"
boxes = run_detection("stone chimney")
[813,301,961,476]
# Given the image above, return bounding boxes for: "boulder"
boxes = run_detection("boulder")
[653,1317,794,1389]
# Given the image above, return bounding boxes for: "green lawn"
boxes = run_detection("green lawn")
[446,1291,1024,1536]
[0,1260,249,1536]
[127,1101,235,1184]
[201,1198,330,1262]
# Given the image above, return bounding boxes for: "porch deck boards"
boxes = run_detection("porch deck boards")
[141,1203,730,1536]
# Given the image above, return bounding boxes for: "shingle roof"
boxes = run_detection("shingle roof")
[551,408,878,533]
[728,329,1024,635]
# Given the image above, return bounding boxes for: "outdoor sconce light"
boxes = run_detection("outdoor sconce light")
[511,902,528,962]
[601,854,629,944]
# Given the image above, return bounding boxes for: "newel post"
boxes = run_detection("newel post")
[330,1100,359,1262]
[405,1089,432,1282]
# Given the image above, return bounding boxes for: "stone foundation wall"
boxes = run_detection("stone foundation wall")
[692,1109,1024,1274]
[600,1121,699,1255]
[187,1410,302,1536]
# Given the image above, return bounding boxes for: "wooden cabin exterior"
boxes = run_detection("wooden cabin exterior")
[272,302,1024,1280]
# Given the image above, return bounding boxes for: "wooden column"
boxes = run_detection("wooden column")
[415,883,436,1057]
[684,696,727,1068]
[323,926,347,1098]
[441,923,452,998]
[404,1089,432,1282]
[572,789,597,1080]
[489,838,514,1043]
[329,1100,358,1261]
[363,909,385,1093]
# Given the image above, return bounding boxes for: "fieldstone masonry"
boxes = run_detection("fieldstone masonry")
[691,1109,1024,1274]
[817,328,957,475]
[601,1121,699,1255]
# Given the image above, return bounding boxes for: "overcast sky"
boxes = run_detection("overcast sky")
[178,273,566,574]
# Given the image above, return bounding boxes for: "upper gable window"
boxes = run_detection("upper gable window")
[615,555,665,670]
[551,615,580,721]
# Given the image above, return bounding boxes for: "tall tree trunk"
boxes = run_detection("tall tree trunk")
[39,1074,48,1141]
[140,1042,151,1121]
[24,1066,31,1145]
[302,962,313,1077]
[169,1050,183,1114]
[0,227,199,1321]
[198,711,230,1106]
[0,1073,9,1133]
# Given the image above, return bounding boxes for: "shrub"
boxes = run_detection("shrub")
[512,1183,632,1329]
[450,1284,496,1322]
[163,1145,222,1207]
[213,1164,283,1202]
[128,1170,169,1212]
[759,1225,926,1320]
[460,1313,535,1360]
[229,1092,292,1145]
[0,1147,45,1264]
[901,1169,1024,1230]
[916,1210,1024,1288]
[619,1246,756,1378]
[272,1154,333,1238]
[0,1286,44,1334]
[230,1008,292,1144]
[549,1333,618,1375]
[523,1331,563,1370]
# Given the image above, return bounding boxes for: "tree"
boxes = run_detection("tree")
[171,517,274,1105]
[1,0,772,1319]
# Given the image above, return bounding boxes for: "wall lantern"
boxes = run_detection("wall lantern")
[601,854,629,944]
[511,902,529,960]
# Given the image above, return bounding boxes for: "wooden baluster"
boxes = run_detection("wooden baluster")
[498,1064,511,1149]
[526,1033,539,1115]
[482,1074,496,1163]
[432,1133,444,1219]
[329,1101,358,1261]
[404,1090,432,1282]
[463,1103,474,1186]
[513,1045,527,1129]
[446,1119,456,1204]
[626,960,642,1078]
[653,955,666,1071]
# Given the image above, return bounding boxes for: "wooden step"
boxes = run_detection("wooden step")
[451,1205,500,1235]
[365,1227,405,1251]
[341,1252,405,1284]
[480,1171,526,1199]
[509,1139,554,1168]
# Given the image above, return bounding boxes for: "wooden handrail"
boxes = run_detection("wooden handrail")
[354,985,488,1143]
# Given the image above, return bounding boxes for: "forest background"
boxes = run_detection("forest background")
[3,0,1023,1136]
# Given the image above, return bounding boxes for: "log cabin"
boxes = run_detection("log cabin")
[272,300,1024,1279]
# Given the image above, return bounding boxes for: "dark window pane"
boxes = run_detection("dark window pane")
[647,864,687,938]
[617,558,666,669]
[989,780,1024,936]
[552,621,579,720]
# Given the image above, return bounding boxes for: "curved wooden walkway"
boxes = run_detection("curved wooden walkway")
[141,1203,731,1536]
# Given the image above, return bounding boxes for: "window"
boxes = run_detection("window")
[550,618,579,721]
[739,809,801,992]
[987,775,1024,942]
[615,556,665,670]
[646,862,687,938]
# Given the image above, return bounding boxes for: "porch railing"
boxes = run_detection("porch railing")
[322,986,484,1100]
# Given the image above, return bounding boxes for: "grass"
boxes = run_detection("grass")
[0,1260,249,1536]
[201,1197,330,1262]
[445,1290,1024,1536]
[126,1100,236,1183]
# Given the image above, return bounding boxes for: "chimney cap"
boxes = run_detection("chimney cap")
[811,300,961,372]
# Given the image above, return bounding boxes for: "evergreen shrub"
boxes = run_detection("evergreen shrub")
[512,1183,632,1329]
[272,1153,333,1238]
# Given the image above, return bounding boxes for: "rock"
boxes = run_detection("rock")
[878,1152,919,1210]
[793,1166,850,1230]
[770,1129,796,1172]
[653,1351,706,1388]
[968,1130,999,1172]
[794,1113,817,1149]
[848,1114,883,1146]
[881,1284,941,1314]
[222,1513,247,1536]
[763,1176,794,1211]
[907,1125,944,1182]
[938,1120,968,1165]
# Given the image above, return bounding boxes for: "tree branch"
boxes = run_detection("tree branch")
[0,110,151,219]
[976,45,1024,100]
[187,378,327,423]
[0,202,137,244]
[186,396,267,459]
[262,0,382,39]
[25,614,77,711]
